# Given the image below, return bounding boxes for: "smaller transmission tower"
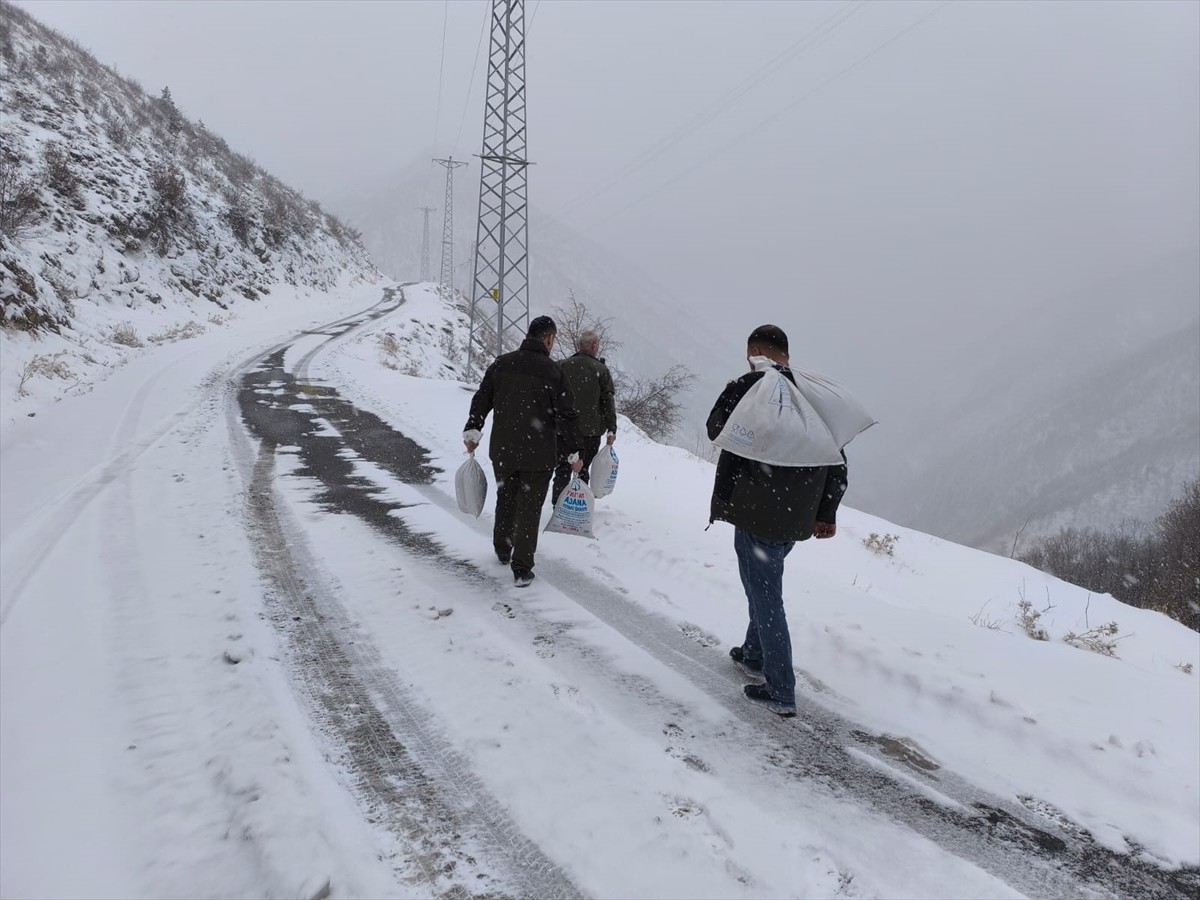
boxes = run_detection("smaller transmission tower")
[433,157,468,292]
[417,206,436,283]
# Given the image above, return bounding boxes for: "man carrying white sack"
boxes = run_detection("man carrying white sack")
[463,316,583,588]
[707,324,874,717]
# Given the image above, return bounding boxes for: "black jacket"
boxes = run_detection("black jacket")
[707,365,848,542]
[465,338,582,472]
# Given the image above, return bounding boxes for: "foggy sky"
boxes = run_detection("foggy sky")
[16,0,1200,421]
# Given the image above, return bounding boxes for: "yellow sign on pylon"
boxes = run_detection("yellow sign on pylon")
[490,288,500,302]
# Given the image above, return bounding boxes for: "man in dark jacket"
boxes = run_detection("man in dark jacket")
[553,330,617,503]
[707,324,848,716]
[464,316,583,587]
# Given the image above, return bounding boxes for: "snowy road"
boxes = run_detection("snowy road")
[3,283,1196,899]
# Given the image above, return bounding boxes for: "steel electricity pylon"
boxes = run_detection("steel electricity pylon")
[417,206,436,283]
[433,157,469,292]
[468,0,530,373]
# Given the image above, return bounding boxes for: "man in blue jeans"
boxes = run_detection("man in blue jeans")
[706,325,852,716]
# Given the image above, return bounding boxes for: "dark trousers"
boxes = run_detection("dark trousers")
[494,467,553,575]
[552,434,603,505]
[735,527,796,703]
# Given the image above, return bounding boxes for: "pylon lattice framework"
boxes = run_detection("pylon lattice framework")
[417,206,436,283]
[433,157,468,292]
[468,0,530,372]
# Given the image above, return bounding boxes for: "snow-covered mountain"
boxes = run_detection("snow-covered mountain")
[856,249,1200,552]
[0,1,380,421]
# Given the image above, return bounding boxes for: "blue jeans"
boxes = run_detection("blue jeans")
[735,527,796,703]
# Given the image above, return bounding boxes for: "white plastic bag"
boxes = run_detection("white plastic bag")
[544,474,595,539]
[712,358,874,466]
[455,455,488,517]
[590,445,619,499]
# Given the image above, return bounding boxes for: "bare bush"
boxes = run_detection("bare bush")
[104,117,131,149]
[1153,480,1200,631]
[969,601,1007,632]
[17,353,74,395]
[1062,621,1122,657]
[80,80,101,108]
[148,321,204,343]
[1015,584,1052,641]
[550,291,623,361]
[378,331,401,367]
[144,162,191,254]
[0,157,42,240]
[111,322,143,347]
[1020,479,1199,632]
[42,143,80,201]
[222,191,254,246]
[863,532,900,557]
[614,363,694,441]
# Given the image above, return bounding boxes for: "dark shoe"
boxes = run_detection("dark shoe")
[514,570,535,589]
[497,552,511,566]
[729,646,764,678]
[743,683,797,717]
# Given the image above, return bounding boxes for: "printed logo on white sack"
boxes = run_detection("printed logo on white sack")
[591,445,619,499]
[545,475,596,538]
[713,361,874,467]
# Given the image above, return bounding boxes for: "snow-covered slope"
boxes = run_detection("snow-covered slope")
[0,1,380,425]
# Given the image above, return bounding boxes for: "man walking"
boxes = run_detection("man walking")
[464,316,583,588]
[553,330,617,503]
[707,324,861,716]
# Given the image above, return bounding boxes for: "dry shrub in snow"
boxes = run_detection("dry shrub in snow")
[0,157,42,240]
[17,352,73,395]
[41,143,79,202]
[149,321,204,344]
[1016,593,1050,641]
[111,321,142,347]
[863,532,899,557]
[1062,621,1122,658]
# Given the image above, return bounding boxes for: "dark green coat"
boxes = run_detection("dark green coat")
[560,352,617,437]
[465,339,582,472]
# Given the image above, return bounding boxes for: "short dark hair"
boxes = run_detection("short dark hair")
[527,315,557,341]
[747,324,788,354]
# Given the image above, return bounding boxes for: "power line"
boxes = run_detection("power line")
[454,0,491,153]
[580,0,954,234]
[431,0,450,151]
[558,0,869,216]
[528,0,542,34]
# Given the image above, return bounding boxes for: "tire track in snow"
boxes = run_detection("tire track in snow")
[229,288,583,900]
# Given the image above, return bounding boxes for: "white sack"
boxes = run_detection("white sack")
[544,475,595,539]
[712,357,875,467]
[455,455,488,517]
[590,445,619,499]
